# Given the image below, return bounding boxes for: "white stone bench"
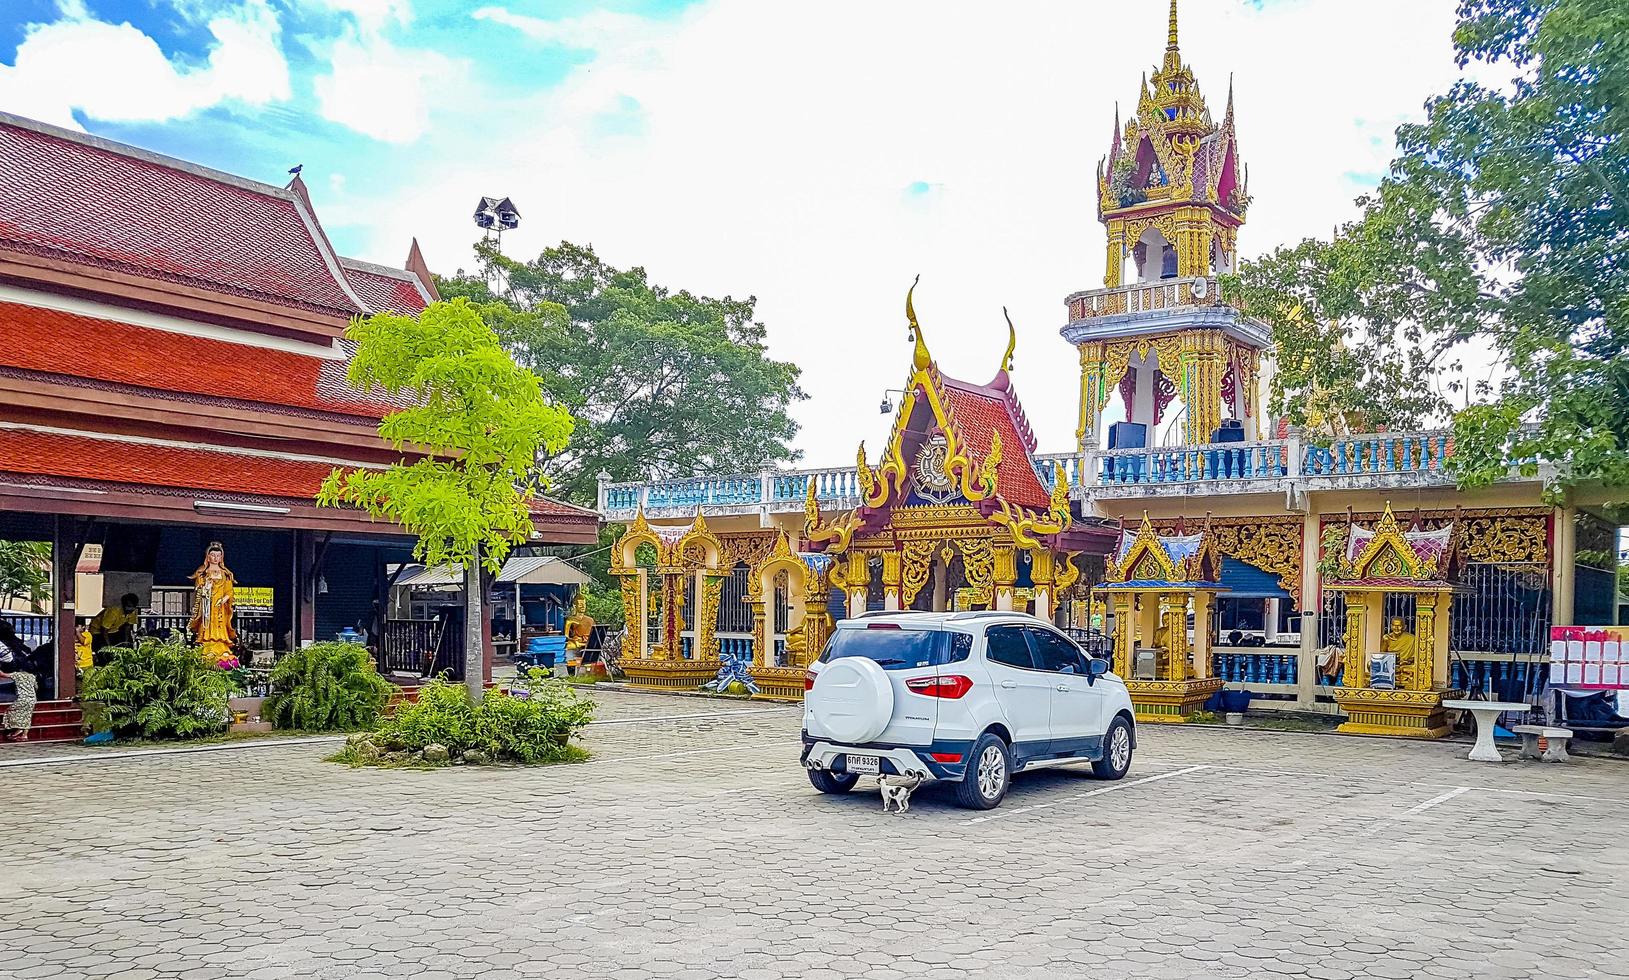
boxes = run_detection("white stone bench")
[1512,724,1573,763]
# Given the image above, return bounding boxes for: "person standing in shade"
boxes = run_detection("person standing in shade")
[0,621,40,742]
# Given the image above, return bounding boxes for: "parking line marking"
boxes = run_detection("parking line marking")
[965,764,1211,824]
[1402,786,1472,816]
[589,707,795,726]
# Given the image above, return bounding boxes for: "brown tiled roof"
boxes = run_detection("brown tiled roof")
[0,112,363,317]
[340,258,432,315]
[0,300,397,419]
[939,374,1051,510]
[0,426,593,525]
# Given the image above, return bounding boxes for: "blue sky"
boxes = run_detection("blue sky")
[0,0,1473,462]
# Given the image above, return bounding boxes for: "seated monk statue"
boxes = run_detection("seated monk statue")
[1381,617,1419,689]
[564,595,594,654]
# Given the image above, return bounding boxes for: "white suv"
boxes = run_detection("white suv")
[801,611,1136,810]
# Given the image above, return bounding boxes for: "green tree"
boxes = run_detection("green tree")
[318,299,575,702]
[1229,0,1629,502]
[440,240,805,504]
[0,540,51,612]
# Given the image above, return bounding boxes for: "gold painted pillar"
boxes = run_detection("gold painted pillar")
[993,545,1018,612]
[1190,592,1214,681]
[1030,550,1055,622]
[1342,599,1368,688]
[1416,595,1449,691]
[1161,594,1190,681]
[881,552,902,611]
[695,571,721,660]
[751,604,770,668]
[1077,341,1105,450]
[845,553,870,618]
[1112,593,1135,677]
[1104,221,1126,288]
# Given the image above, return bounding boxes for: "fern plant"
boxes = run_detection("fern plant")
[80,633,233,739]
[263,642,394,731]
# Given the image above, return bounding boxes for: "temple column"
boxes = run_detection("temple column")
[1416,595,1448,691]
[992,546,1018,612]
[1104,221,1126,288]
[1190,594,1212,681]
[1263,598,1280,643]
[51,516,78,700]
[1112,594,1135,677]
[931,553,949,612]
[881,552,902,611]
[845,553,870,618]
[1030,550,1055,622]
[1343,601,1368,689]
[1077,342,1106,451]
[751,605,770,668]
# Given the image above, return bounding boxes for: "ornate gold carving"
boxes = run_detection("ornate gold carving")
[957,538,995,605]
[1461,515,1548,565]
[1155,516,1303,607]
[900,540,936,607]
[991,462,1071,550]
[720,532,776,571]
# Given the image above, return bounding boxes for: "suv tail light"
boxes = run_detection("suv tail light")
[804,669,818,691]
[905,674,973,699]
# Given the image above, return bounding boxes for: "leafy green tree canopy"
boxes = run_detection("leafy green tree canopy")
[440,240,805,504]
[1229,0,1628,502]
[317,298,576,573]
[0,540,51,612]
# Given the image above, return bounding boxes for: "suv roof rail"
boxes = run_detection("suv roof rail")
[946,610,1034,621]
[853,610,928,618]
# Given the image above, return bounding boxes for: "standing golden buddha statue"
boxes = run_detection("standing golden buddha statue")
[189,541,237,661]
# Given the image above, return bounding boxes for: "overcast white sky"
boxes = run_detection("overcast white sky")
[1,0,1475,470]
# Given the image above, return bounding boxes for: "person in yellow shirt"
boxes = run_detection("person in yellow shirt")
[75,626,93,671]
[87,593,142,663]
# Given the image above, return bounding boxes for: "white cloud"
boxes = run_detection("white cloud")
[0,0,290,130]
[308,1,466,144]
[346,0,1472,463]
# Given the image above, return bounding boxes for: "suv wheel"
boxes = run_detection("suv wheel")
[955,733,1011,810]
[808,769,860,795]
[1092,717,1133,780]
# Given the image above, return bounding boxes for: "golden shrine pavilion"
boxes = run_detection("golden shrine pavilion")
[599,1,1621,732]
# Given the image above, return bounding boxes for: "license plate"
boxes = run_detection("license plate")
[845,754,880,776]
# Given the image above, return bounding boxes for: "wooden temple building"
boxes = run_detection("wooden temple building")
[598,2,1621,731]
[0,111,598,735]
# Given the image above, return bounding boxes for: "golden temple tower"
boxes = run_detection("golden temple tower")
[1064,0,1266,449]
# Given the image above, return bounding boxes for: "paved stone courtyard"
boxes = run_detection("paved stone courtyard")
[1,689,1626,980]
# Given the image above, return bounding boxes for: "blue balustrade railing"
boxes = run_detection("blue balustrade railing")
[1032,453,1084,492]
[1215,651,1299,685]
[1098,441,1289,487]
[1303,431,1453,477]
[717,635,753,662]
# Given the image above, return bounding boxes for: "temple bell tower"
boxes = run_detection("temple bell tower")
[1063,0,1269,450]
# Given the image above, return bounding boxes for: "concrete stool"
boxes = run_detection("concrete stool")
[1512,724,1573,762]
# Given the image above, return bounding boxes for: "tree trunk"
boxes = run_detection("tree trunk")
[465,543,486,704]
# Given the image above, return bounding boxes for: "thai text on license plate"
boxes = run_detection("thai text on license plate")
[846,754,880,776]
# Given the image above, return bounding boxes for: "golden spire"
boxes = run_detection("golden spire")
[1000,306,1016,372]
[1163,0,1183,73]
[905,274,930,371]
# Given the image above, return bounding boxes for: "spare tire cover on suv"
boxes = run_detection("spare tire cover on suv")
[809,656,895,744]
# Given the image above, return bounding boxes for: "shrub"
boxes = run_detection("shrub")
[80,634,233,740]
[263,641,394,731]
[335,676,595,767]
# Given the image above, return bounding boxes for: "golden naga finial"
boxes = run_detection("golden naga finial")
[1001,307,1016,373]
[906,274,930,371]
[1168,0,1180,51]
[979,431,1003,496]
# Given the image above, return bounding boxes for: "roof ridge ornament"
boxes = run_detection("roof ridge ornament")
[906,274,930,371]
[1000,306,1017,374]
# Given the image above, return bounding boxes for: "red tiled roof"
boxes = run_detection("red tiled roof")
[341,258,431,315]
[0,114,362,317]
[940,375,1051,509]
[0,427,343,498]
[0,427,594,524]
[0,301,396,419]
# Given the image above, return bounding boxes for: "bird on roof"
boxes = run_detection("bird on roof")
[288,164,303,175]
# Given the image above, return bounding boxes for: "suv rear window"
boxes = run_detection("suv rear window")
[819,628,972,670]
